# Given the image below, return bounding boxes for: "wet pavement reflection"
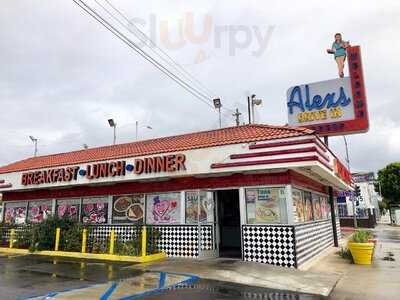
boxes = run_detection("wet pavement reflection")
[0,254,140,300]
[0,254,326,299]
[142,279,325,300]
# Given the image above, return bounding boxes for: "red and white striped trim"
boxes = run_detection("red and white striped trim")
[211,137,333,171]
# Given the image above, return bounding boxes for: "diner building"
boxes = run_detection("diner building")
[0,124,352,268]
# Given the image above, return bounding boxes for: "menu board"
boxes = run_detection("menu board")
[146,193,180,224]
[303,192,314,221]
[312,194,322,220]
[57,198,80,221]
[320,196,330,219]
[112,194,144,224]
[185,191,214,223]
[4,203,27,225]
[82,198,108,224]
[246,188,284,223]
[28,201,52,223]
[292,189,305,223]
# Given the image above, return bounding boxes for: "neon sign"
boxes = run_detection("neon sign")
[288,85,351,123]
[21,154,187,186]
[286,46,369,137]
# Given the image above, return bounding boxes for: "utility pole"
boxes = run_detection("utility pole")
[247,96,251,124]
[232,109,241,126]
[343,135,357,228]
[247,94,263,124]
[29,136,38,157]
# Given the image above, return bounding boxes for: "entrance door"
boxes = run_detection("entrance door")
[217,189,241,258]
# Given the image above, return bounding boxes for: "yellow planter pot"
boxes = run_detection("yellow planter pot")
[348,242,374,265]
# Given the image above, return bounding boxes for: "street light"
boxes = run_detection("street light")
[135,121,153,141]
[29,136,38,157]
[108,118,117,145]
[247,94,262,124]
[213,98,222,128]
[251,94,262,124]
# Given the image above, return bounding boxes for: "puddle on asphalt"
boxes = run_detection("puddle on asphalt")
[382,251,396,262]
[144,279,325,300]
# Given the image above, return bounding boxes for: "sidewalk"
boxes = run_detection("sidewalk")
[308,224,400,299]
[128,257,340,296]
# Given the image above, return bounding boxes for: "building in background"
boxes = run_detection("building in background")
[338,171,382,227]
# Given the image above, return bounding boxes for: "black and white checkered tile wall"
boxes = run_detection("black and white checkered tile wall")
[88,224,213,258]
[150,225,213,258]
[88,225,141,243]
[242,225,296,268]
[294,220,334,267]
[336,218,341,240]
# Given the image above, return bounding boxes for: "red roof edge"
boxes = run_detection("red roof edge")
[0,124,315,174]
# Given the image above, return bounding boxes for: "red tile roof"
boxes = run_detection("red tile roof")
[0,124,314,174]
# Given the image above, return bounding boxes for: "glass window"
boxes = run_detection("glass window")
[185,191,214,224]
[82,197,108,224]
[320,196,329,219]
[303,191,314,222]
[246,187,286,224]
[56,198,80,221]
[338,203,348,217]
[146,193,181,224]
[28,200,52,223]
[312,193,322,220]
[292,189,305,223]
[112,194,144,224]
[4,202,27,225]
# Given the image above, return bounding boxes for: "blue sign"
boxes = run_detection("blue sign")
[287,84,351,114]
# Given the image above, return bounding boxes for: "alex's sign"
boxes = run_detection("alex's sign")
[287,46,369,136]
[21,153,186,186]
[287,78,354,126]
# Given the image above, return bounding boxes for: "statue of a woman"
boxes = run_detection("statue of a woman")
[327,33,350,78]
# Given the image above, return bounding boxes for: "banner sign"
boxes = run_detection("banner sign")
[352,172,375,183]
[21,153,186,186]
[287,46,369,136]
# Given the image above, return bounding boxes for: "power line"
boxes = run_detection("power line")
[72,0,215,109]
[100,0,218,100]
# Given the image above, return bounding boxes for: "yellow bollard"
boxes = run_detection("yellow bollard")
[55,228,61,251]
[81,229,87,253]
[141,226,147,257]
[9,229,15,249]
[109,230,115,255]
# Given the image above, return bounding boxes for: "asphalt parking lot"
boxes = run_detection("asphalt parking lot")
[0,254,323,299]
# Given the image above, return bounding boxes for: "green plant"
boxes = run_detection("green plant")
[90,237,108,254]
[61,223,85,252]
[14,226,33,249]
[338,247,353,263]
[350,230,373,243]
[377,162,400,205]
[29,216,80,252]
[116,239,140,256]
[147,227,162,255]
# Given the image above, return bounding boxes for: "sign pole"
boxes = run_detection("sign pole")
[324,136,339,247]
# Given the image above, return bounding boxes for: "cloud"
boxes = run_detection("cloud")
[0,0,399,175]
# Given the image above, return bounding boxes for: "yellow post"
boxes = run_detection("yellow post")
[81,229,87,253]
[141,226,147,257]
[55,228,61,251]
[109,230,115,255]
[9,229,15,249]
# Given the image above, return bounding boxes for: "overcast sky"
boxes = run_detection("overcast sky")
[1,0,399,174]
